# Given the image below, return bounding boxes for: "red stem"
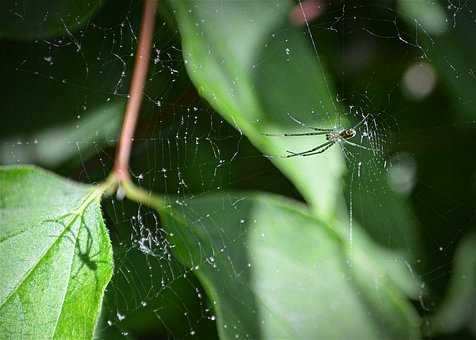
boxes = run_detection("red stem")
[114,0,157,181]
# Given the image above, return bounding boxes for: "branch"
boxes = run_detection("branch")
[113,0,158,181]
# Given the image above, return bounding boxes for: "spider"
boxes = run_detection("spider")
[265,114,373,158]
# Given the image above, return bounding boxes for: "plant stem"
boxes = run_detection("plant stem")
[121,180,168,211]
[113,0,158,181]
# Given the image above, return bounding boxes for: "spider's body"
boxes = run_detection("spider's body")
[265,114,372,158]
[327,128,356,143]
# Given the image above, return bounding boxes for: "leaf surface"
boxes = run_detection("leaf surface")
[0,166,113,339]
[154,192,421,340]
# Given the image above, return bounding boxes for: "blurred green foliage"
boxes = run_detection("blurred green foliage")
[159,192,420,339]
[0,0,104,40]
[1,0,476,339]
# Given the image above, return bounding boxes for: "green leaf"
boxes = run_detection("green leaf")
[0,165,113,339]
[342,219,422,300]
[431,233,476,336]
[398,0,448,36]
[152,192,421,340]
[169,0,345,217]
[0,0,104,40]
[0,102,123,167]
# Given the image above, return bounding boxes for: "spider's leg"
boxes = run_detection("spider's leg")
[294,142,335,156]
[88,250,101,259]
[61,227,79,247]
[309,127,334,132]
[79,214,96,255]
[342,139,373,151]
[71,250,87,281]
[263,131,328,137]
[70,216,96,278]
[42,212,73,226]
[285,142,330,157]
[285,141,333,158]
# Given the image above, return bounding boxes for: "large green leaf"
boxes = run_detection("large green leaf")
[0,0,104,40]
[0,102,123,167]
[0,166,113,339]
[150,192,421,340]
[169,0,345,217]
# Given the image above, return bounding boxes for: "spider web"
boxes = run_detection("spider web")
[2,0,476,338]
